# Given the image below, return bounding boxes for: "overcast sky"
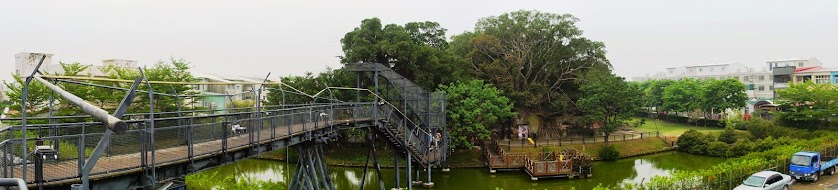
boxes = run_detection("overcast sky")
[1,0,836,83]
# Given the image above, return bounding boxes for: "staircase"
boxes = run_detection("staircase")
[347,62,448,167]
[375,105,445,167]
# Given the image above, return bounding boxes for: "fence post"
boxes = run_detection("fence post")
[641,133,644,139]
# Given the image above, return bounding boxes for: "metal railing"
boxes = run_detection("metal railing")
[0,103,376,184]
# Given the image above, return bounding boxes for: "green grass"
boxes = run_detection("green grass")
[630,117,724,136]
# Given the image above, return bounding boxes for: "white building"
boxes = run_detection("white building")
[192,72,269,102]
[14,52,57,76]
[0,85,5,102]
[632,62,773,99]
[14,52,138,77]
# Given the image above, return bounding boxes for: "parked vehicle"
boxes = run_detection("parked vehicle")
[733,171,793,190]
[789,151,838,181]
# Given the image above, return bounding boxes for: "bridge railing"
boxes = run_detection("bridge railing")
[0,103,376,184]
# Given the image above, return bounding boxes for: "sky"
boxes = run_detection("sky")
[1,0,836,83]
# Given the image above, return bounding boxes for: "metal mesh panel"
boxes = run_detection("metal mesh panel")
[191,122,223,156]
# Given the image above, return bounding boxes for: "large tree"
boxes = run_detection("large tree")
[643,80,675,113]
[450,10,610,117]
[106,58,198,113]
[576,69,641,143]
[699,79,747,117]
[438,80,514,150]
[662,79,703,114]
[340,18,471,90]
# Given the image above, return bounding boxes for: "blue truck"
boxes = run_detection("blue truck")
[789,151,838,181]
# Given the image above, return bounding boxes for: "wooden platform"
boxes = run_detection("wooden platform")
[484,140,586,179]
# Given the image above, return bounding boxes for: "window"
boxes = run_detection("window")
[758,75,765,81]
[769,85,774,90]
[799,62,804,67]
[813,156,820,166]
[816,75,830,84]
[767,175,781,184]
[758,85,764,91]
[721,67,726,71]
[699,68,703,72]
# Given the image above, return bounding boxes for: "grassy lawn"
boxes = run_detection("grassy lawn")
[508,137,672,159]
[630,117,724,136]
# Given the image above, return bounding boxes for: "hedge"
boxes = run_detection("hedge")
[636,112,725,128]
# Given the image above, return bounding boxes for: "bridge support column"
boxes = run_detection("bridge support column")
[289,141,334,190]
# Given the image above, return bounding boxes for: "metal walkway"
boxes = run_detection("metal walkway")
[0,57,448,190]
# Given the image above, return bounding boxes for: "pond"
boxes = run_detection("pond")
[188,151,726,189]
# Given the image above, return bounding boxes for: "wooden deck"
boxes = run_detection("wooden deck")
[12,118,371,185]
[484,140,585,179]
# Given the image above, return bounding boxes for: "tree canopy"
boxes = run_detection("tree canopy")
[699,79,747,115]
[662,79,703,113]
[576,69,641,142]
[3,58,198,119]
[439,80,514,150]
[775,81,838,128]
[450,10,610,117]
[340,18,471,90]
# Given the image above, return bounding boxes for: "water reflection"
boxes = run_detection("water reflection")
[190,151,726,189]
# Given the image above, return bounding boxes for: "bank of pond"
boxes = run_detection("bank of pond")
[186,151,726,190]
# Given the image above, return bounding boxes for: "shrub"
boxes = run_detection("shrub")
[742,118,775,139]
[706,141,730,157]
[598,144,620,161]
[677,129,712,154]
[729,139,754,157]
[717,127,737,144]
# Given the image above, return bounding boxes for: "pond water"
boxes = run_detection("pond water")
[189,151,726,189]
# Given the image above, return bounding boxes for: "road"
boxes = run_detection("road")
[793,174,838,190]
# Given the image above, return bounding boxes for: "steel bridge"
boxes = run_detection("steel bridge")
[0,57,448,190]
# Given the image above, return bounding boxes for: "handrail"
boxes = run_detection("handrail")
[0,178,27,190]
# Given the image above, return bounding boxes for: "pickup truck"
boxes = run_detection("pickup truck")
[789,151,838,181]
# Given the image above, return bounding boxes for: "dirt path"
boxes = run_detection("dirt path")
[793,174,838,190]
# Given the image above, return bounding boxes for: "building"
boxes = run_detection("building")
[769,58,823,98]
[15,52,56,76]
[9,52,271,112]
[191,72,273,111]
[15,52,138,77]
[633,58,826,100]
[632,62,772,99]
[634,57,830,114]
[0,85,5,102]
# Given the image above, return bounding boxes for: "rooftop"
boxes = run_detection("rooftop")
[767,57,814,62]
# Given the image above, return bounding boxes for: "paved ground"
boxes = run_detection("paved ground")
[793,174,838,190]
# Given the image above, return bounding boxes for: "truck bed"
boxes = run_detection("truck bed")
[821,157,838,171]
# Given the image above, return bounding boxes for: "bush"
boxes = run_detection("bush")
[718,127,737,144]
[729,139,754,157]
[598,145,620,161]
[706,141,730,157]
[677,129,713,154]
[742,118,775,139]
